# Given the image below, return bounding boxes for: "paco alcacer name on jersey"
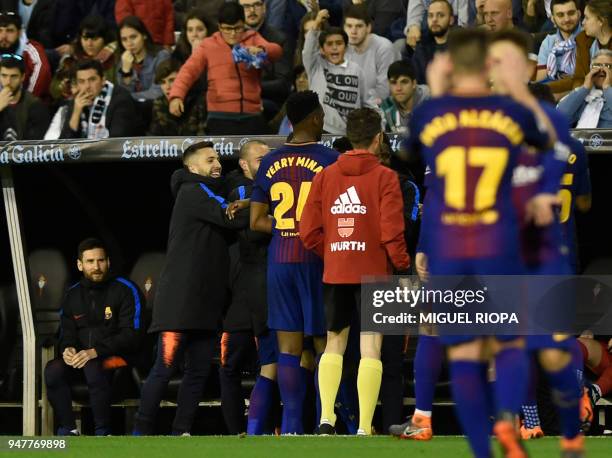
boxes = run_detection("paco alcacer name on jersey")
[331,186,366,252]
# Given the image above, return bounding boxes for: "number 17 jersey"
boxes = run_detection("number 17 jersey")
[407,95,549,262]
[251,142,339,263]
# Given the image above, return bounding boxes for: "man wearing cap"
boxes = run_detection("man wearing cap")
[0,10,51,99]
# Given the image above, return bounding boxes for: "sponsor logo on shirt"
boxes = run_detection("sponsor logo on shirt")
[331,186,367,214]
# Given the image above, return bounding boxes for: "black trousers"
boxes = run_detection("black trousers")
[44,358,113,435]
[219,330,258,434]
[134,331,217,435]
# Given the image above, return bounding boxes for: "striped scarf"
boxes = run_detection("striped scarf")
[546,32,578,80]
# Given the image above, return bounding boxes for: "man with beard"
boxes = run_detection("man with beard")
[44,238,144,436]
[536,0,583,96]
[238,0,291,118]
[343,4,398,104]
[133,142,247,436]
[412,0,455,84]
[0,53,49,139]
[0,10,51,99]
[219,140,278,435]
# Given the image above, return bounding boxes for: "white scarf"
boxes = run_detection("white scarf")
[81,81,113,139]
[576,88,605,129]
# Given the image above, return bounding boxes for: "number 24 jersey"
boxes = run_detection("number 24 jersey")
[251,142,339,263]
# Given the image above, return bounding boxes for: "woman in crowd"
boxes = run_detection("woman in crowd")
[50,16,117,103]
[116,15,171,101]
[572,0,611,88]
[172,8,215,64]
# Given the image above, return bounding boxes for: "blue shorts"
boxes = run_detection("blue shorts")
[527,334,575,351]
[256,329,279,365]
[267,261,325,336]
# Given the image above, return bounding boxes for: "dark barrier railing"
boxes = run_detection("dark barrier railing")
[0,129,611,166]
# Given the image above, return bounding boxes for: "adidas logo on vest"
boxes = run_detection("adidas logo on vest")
[331,186,367,214]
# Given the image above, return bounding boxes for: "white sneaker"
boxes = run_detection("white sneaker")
[356,429,367,436]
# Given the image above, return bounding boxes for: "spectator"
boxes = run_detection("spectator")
[0,11,51,99]
[172,8,214,64]
[173,0,225,29]
[169,2,282,135]
[116,15,171,101]
[405,0,468,49]
[342,0,408,40]
[381,60,429,134]
[60,59,141,139]
[44,238,143,436]
[239,0,292,117]
[0,0,54,48]
[412,0,454,84]
[557,49,612,128]
[535,0,582,96]
[523,0,555,33]
[343,4,398,104]
[132,142,245,436]
[116,0,174,47]
[293,11,318,66]
[572,0,611,89]
[303,9,373,135]
[268,64,309,134]
[0,54,49,139]
[50,15,117,103]
[482,0,514,31]
[149,59,206,136]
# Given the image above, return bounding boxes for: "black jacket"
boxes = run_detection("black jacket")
[412,36,448,85]
[223,172,270,334]
[0,91,49,140]
[149,169,245,333]
[60,84,141,138]
[59,276,144,360]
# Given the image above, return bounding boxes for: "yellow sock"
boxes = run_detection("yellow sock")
[357,357,383,435]
[318,352,343,426]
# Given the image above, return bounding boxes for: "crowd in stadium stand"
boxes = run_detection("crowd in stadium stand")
[0,0,609,141]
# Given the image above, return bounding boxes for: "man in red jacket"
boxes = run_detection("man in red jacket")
[0,11,51,100]
[169,2,282,135]
[300,108,410,436]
